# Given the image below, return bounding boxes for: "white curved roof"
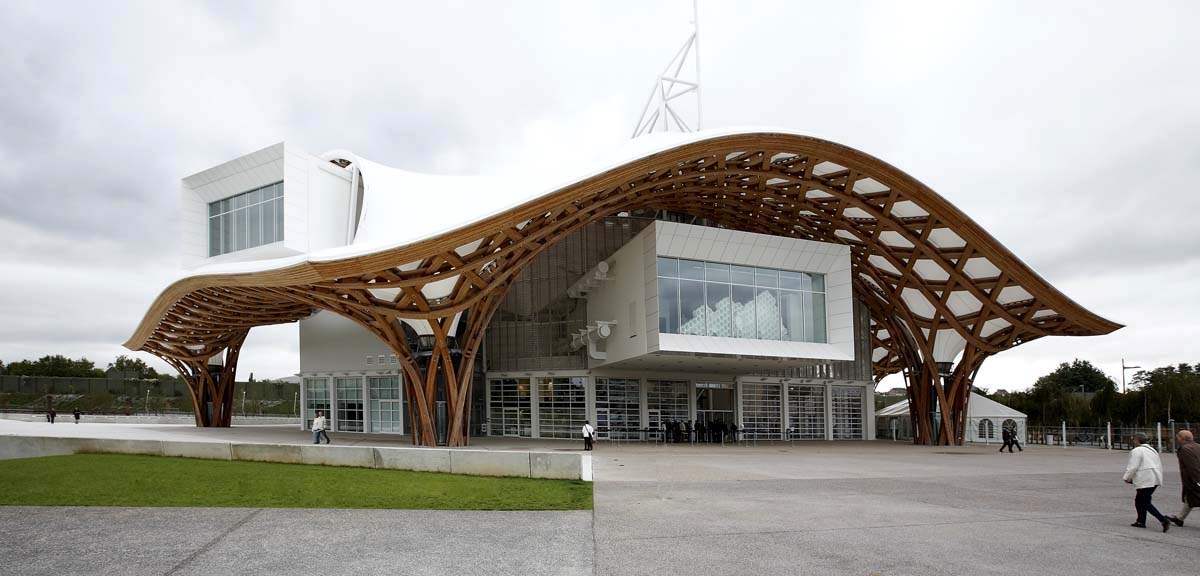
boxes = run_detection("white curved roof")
[178,127,823,280]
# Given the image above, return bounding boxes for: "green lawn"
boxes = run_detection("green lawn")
[0,454,592,510]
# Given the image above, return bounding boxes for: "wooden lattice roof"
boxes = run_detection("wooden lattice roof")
[126,132,1120,377]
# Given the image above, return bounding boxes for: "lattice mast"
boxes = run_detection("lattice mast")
[632,0,702,137]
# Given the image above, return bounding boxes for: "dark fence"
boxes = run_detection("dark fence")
[0,375,297,400]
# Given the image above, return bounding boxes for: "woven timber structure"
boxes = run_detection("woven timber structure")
[126,132,1120,446]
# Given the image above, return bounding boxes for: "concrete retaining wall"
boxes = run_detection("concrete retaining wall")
[0,435,590,481]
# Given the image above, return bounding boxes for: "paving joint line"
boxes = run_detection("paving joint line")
[162,508,263,576]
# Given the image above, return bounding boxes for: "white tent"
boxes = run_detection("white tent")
[876,393,1027,444]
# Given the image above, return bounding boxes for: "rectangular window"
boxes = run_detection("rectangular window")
[787,384,825,439]
[705,282,732,337]
[335,377,363,432]
[657,277,680,334]
[595,378,641,440]
[741,382,782,440]
[369,375,402,433]
[304,377,329,430]
[832,386,863,440]
[678,279,706,336]
[488,378,531,437]
[537,377,587,439]
[656,256,826,344]
[207,181,284,257]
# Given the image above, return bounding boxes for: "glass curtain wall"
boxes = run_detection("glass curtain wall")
[304,377,329,429]
[831,386,864,440]
[537,377,587,439]
[646,380,690,430]
[741,382,783,440]
[787,384,826,439]
[488,378,531,437]
[595,378,641,439]
[658,257,826,343]
[335,377,363,432]
[208,181,284,256]
[369,375,402,433]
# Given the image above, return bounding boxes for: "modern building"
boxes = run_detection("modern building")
[126,129,1120,446]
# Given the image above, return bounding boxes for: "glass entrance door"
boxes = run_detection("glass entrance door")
[696,385,735,430]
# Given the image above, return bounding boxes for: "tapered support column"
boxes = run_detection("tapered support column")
[160,330,248,427]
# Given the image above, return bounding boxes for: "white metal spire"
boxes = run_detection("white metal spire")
[632,0,701,138]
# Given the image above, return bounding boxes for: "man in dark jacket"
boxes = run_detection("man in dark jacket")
[999,427,1013,452]
[1168,430,1200,526]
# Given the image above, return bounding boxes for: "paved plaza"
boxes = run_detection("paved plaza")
[1,420,1197,575]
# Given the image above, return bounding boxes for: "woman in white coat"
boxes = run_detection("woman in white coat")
[1123,432,1170,531]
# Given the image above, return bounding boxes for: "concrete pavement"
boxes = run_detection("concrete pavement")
[2,421,1198,575]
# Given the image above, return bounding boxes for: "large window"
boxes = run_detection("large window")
[657,257,826,343]
[646,379,690,430]
[831,386,864,440]
[537,377,587,439]
[489,378,531,437]
[209,181,284,256]
[369,375,402,433]
[595,378,641,440]
[335,377,363,432]
[741,382,782,440]
[304,377,329,430]
[787,384,825,439]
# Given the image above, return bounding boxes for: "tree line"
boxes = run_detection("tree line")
[983,359,1200,427]
[0,355,176,380]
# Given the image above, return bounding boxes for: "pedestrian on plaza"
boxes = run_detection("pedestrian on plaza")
[999,427,1019,452]
[73,408,80,424]
[1123,432,1170,531]
[685,420,693,444]
[696,420,706,444]
[48,408,56,424]
[312,410,331,444]
[582,420,595,451]
[1010,429,1023,452]
[1167,429,1200,527]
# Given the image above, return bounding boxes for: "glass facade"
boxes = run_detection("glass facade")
[657,257,826,344]
[741,382,783,440]
[304,377,329,430]
[595,378,641,439]
[537,377,587,439]
[335,377,363,432]
[208,181,284,256]
[787,384,826,439]
[369,375,402,433]
[488,378,532,437]
[831,386,864,439]
[646,379,690,429]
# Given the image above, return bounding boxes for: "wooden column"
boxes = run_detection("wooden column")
[159,330,247,427]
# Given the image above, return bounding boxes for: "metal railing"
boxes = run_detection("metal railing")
[1026,423,1197,453]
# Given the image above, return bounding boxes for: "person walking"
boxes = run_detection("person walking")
[1124,432,1170,531]
[1167,429,1200,527]
[48,408,56,424]
[581,420,595,451]
[73,408,80,424]
[1010,428,1023,452]
[312,410,331,444]
[999,427,1012,452]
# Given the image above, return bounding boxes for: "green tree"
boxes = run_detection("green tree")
[1027,359,1115,425]
[107,355,158,379]
[1130,363,1200,424]
[5,355,105,378]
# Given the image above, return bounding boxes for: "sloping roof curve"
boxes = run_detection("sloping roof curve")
[126,130,1120,378]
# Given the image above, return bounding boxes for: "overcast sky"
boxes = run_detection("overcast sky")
[1,0,1196,391]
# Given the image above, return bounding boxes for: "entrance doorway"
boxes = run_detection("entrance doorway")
[695,384,735,428]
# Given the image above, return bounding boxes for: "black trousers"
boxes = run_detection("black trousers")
[1135,486,1168,525]
[584,436,593,451]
